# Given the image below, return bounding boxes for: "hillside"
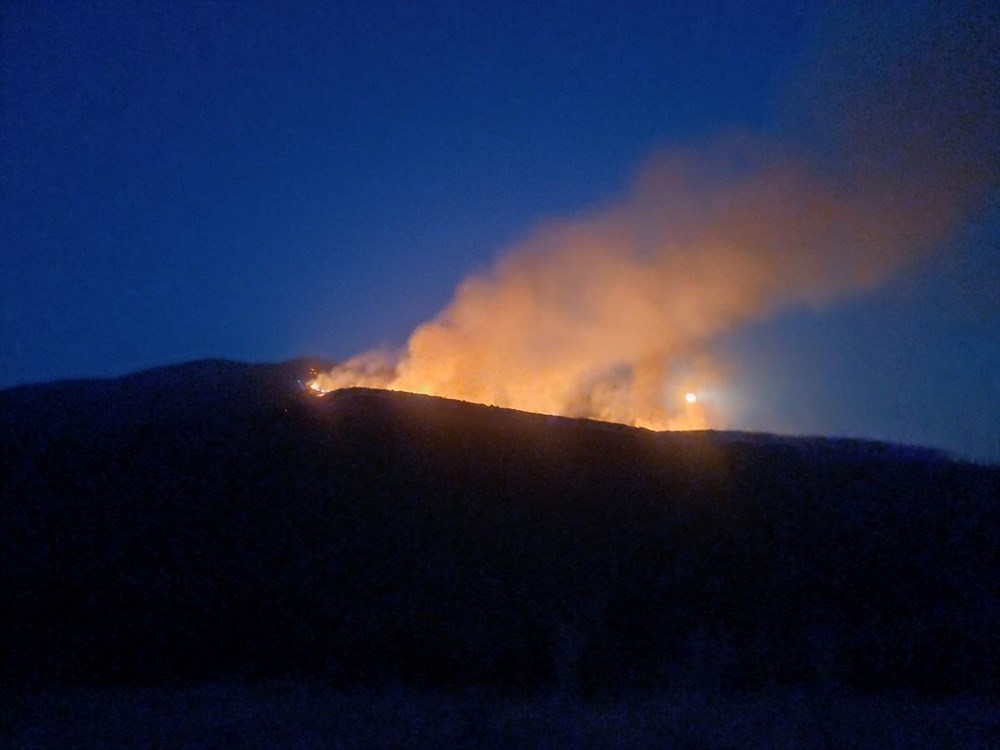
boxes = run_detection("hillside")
[1,360,998,697]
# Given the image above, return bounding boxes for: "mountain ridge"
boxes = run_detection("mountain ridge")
[0,358,970,463]
[2,359,997,695]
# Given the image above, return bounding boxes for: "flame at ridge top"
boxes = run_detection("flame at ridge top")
[308,338,716,431]
[305,377,712,432]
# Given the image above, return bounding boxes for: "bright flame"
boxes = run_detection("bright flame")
[685,392,697,404]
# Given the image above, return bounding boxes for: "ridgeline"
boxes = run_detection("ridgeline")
[2,360,997,695]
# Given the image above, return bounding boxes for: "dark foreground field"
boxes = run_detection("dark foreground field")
[2,360,998,747]
[7,681,998,749]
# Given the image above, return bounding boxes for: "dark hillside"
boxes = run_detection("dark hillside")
[1,361,997,696]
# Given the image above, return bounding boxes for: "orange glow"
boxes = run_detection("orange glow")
[310,130,979,432]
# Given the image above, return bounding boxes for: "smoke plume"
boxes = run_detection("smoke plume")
[313,2,998,429]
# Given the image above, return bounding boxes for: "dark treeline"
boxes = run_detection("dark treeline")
[1,360,998,696]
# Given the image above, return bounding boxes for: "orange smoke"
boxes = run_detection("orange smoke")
[312,4,997,430]
[311,142,978,428]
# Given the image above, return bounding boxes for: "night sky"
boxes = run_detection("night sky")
[3,1,997,461]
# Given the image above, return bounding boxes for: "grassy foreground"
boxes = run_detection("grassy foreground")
[7,680,998,749]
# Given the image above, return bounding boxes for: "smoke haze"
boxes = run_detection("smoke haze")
[313,2,998,429]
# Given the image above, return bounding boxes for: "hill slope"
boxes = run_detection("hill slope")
[1,360,998,694]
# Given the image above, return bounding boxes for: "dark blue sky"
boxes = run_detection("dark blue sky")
[2,1,997,461]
